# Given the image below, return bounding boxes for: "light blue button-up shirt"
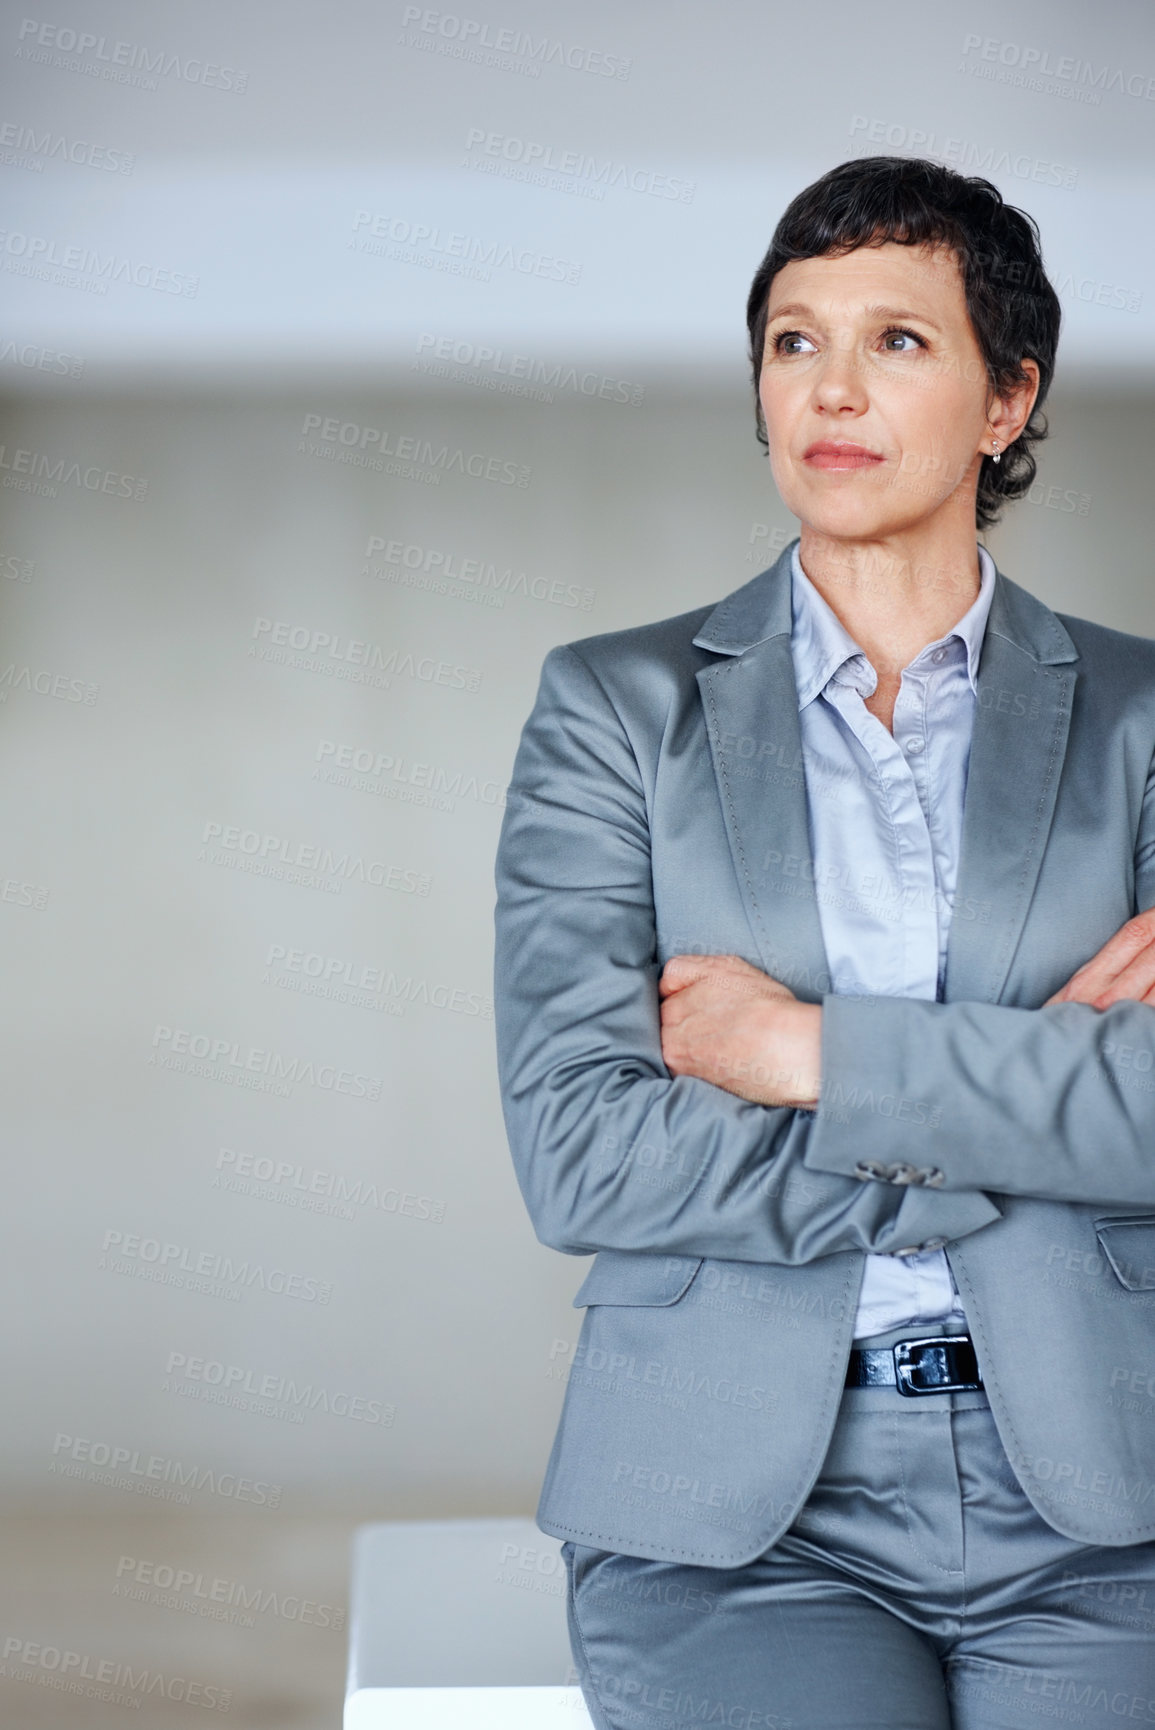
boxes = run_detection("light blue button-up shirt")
[790,539,996,1339]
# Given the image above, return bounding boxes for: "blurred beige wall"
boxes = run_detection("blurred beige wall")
[1,377,1148,1500]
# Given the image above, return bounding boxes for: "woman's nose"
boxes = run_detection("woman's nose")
[810,341,869,411]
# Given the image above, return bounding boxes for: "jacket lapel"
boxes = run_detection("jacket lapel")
[942,569,1079,1004]
[691,542,1080,1010]
[692,546,832,1004]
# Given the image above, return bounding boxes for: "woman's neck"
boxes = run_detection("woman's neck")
[796,526,984,686]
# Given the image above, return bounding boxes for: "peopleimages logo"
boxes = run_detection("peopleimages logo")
[213,1145,448,1224]
[846,116,1078,188]
[0,229,197,295]
[414,333,644,407]
[365,535,595,612]
[1,1635,232,1712]
[462,129,694,201]
[397,7,632,80]
[959,33,1155,101]
[15,18,249,92]
[163,1351,394,1426]
[199,819,431,897]
[0,338,84,377]
[149,1024,384,1101]
[113,1554,345,1631]
[314,739,507,808]
[0,118,135,172]
[49,1431,282,1507]
[350,210,581,287]
[0,440,146,498]
[299,411,530,486]
[0,661,97,703]
[100,1229,333,1303]
[264,941,494,1019]
[250,614,483,693]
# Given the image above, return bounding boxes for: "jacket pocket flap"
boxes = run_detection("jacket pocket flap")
[1093,1219,1155,1291]
[572,1250,704,1308]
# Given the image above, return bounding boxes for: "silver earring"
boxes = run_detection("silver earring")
[991,440,1001,465]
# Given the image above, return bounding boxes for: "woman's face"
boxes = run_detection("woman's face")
[757,239,1036,541]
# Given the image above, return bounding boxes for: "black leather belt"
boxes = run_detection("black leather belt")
[844,1333,983,1395]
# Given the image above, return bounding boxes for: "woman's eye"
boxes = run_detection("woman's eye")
[770,328,923,356]
[882,328,923,352]
[773,331,816,355]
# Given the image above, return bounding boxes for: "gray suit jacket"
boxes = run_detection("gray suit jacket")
[493,540,1155,1566]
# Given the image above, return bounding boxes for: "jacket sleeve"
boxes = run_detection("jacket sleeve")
[804,745,1155,1209]
[493,642,1002,1261]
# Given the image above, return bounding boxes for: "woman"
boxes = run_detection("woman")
[493,156,1155,1728]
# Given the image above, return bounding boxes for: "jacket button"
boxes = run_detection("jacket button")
[854,1160,888,1181]
[891,1245,924,1258]
[923,1236,948,1250]
[923,1168,945,1188]
[888,1163,920,1185]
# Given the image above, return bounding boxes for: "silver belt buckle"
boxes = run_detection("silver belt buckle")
[893,1334,982,1396]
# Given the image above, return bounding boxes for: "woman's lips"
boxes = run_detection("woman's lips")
[803,442,885,471]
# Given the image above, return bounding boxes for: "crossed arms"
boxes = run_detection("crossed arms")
[659,916,1155,1115]
[493,643,1155,1266]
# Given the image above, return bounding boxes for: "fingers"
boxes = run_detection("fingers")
[658,952,750,996]
[1047,968,1155,1009]
[658,952,793,1000]
[1088,946,1155,1009]
[658,995,701,1073]
[657,954,740,996]
[1046,910,1155,1008]
[658,964,738,1061]
[1067,910,1155,999]
[659,975,721,1033]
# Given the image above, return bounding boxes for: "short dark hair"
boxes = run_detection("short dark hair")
[745,155,1062,531]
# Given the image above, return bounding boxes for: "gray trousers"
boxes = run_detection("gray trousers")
[561,1321,1155,1730]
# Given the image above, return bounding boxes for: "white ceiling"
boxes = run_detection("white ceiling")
[4,0,1153,390]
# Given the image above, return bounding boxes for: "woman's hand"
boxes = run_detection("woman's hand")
[1044,908,1155,1008]
[658,953,822,1108]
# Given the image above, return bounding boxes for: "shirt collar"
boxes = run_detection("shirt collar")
[789,541,997,710]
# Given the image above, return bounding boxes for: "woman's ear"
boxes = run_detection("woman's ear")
[986,358,1041,453]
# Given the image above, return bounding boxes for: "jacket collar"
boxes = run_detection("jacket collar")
[691,537,1078,668]
[691,535,1081,1007]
